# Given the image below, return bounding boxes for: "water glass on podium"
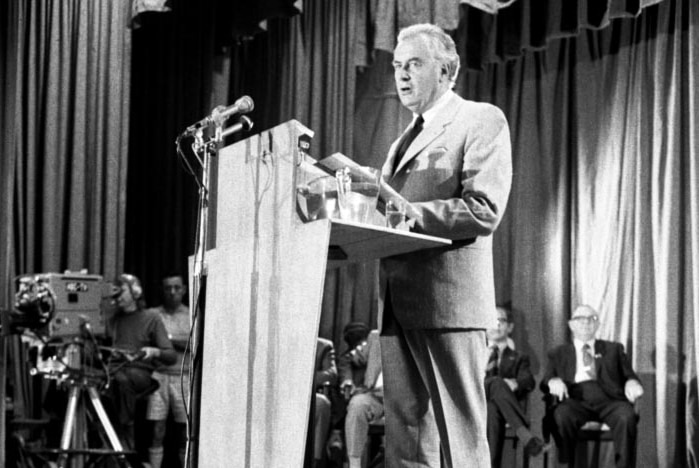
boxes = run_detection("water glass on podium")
[336,166,381,224]
[385,199,407,230]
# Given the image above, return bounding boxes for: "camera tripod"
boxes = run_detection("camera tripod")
[51,342,135,468]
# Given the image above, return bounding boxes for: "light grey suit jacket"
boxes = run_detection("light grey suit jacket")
[380,93,512,330]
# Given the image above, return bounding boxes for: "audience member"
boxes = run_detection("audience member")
[342,329,383,468]
[146,273,191,468]
[541,305,644,468]
[313,337,338,468]
[104,273,176,450]
[326,322,371,464]
[338,322,371,398]
[379,23,512,468]
[485,306,544,466]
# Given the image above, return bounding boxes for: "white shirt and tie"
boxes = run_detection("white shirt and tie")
[573,338,597,382]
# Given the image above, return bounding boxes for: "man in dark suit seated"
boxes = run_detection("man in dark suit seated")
[540,305,644,468]
[485,306,545,466]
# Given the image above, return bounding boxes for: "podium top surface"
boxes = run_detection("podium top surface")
[326,219,451,267]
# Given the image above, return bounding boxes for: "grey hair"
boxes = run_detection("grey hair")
[397,24,460,85]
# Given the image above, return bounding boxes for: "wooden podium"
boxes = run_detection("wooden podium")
[197,120,450,467]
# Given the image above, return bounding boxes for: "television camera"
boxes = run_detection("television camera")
[9,271,118,338]
[5,272,138,467]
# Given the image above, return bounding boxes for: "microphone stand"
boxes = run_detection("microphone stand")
[177,113,253,468]
[186,124,221,468]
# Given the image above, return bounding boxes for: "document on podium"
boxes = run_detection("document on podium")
[315,152,422,221]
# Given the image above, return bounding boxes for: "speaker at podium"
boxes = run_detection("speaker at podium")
[194,120,450,468]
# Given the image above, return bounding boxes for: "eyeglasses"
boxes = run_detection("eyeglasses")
[570,315,599,323]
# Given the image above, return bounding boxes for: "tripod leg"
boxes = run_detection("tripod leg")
[57,386,80,468]
[86,386,133,468]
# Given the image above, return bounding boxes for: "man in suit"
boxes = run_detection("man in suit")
[540,305,644,468]
[340,330,384,468]
[379,23,512,468]
[485,306,544,467]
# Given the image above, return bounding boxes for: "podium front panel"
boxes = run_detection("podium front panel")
[199,121,330,468]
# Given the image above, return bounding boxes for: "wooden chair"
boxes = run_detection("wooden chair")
[503,423,531,468]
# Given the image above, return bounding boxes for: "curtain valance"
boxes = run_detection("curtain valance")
[358,0,666,70]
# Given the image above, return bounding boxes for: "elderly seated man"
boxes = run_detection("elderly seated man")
[540,305,644,468]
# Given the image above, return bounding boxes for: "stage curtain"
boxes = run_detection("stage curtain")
[125,0,303,305]
[0,0,132,305]
[354,0,698,464]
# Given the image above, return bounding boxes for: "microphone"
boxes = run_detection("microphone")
[184,95,254,135]
[210,95,254,127]
[221,116,254,139]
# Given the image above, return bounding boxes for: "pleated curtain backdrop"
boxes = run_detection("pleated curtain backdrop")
[0,0,132,306]
[0,1,132,465]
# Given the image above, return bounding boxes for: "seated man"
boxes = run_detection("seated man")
[540,305,644,468]
[326,322,371,463]
[341,329,383,468]
[146,273,191,468]
[104,273,176,450]
[485,306,544,466]
[338,322,371,400]
[313,336,338,468]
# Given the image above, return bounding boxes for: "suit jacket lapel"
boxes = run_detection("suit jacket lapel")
[563,344,577,382]
[392,94,461,175]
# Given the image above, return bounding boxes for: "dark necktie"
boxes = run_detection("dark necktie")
[582,343,596,380]
[486,346,499,377]
[392,115,424,173]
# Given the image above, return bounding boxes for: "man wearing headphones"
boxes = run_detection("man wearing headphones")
[105,273,176,450]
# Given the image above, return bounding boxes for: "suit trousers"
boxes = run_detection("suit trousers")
[380,327,490,468]
[345,391,385,458]
[486,377,529,466]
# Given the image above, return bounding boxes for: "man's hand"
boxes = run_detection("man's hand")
[547,377,568,400]
[624,379,644,403]
[503,378,518,392]
[140,347,161,360]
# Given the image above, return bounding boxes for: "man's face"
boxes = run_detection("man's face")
[116,283,137,313]
[162,276,185,308]
[487,308,513,343]
[393,36,448,115]
[568,306,600,342]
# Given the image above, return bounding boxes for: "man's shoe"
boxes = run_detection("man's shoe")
[524,437,546,457]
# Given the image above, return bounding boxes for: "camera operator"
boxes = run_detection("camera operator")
[104,273,176,450]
